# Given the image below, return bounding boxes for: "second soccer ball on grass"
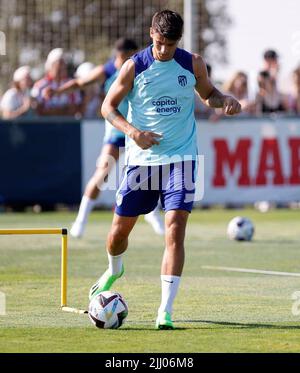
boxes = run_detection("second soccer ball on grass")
[227,216,255,241]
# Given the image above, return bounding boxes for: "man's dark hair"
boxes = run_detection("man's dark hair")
[259,70,270,79]
[151,10,183,41]
[263,49,278,60]
[114,38,138,52]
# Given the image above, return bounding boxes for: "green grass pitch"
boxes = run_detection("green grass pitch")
[0,209,300,352]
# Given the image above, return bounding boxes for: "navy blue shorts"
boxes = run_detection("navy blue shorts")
[115,161,196,217]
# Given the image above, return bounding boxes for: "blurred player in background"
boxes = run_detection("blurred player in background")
[44,38,164,238]
[90,10,241,329]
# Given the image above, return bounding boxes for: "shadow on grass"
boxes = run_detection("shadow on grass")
[120,327,188,331]
[120,319,300,331]
[120,321,188,331]
[176,319,300,330]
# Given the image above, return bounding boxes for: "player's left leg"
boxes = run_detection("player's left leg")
[156,209,189,330]
[156,160,196,329]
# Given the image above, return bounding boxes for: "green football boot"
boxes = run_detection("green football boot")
[89,265,124,300]
[155,311,175,330]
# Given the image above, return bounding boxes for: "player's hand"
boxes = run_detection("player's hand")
[42,87,56,100]
[132,130,162,150]
[222,96,242,116]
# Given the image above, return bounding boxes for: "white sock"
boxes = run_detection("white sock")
[158,275,181,315]
[75,195,95,224]
[107,253,123,275]
[145,205,159,218]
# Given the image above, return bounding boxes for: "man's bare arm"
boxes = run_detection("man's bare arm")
[192,54,241,116]
[101,60,162,149]
[43,65,106,99]
[106,109,123,124]
[60,65,106,93]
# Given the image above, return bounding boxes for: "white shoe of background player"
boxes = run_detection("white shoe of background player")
[70,220,86,238]
[144,208,165,236]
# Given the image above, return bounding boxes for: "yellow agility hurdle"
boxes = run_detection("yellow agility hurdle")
[0,228,87,314]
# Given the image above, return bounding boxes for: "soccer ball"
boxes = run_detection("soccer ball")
[88,291,128,329]
[227,216,255,241]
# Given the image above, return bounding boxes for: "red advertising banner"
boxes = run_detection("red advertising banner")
[197,117,300,204]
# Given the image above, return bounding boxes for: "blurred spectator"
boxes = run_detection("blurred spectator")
[255,70,289,114]
[223,71,255,114]
[74,62,101,119]
[245,49,281,105]
[31,48,82,116]
[263,49,280,83]
[0,66,33,119]
[291,66,300,114]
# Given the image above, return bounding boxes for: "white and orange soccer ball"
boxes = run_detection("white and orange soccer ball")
[227,216,255,241]
[88,291,128,329]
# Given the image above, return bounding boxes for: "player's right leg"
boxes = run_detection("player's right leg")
[89,213,138,299]
[70,143,121,238]
[89,164,159,300]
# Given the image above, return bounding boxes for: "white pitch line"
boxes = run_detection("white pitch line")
[202,266,300,278]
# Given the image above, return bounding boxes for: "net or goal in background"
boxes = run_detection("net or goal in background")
[0,0,229,92]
